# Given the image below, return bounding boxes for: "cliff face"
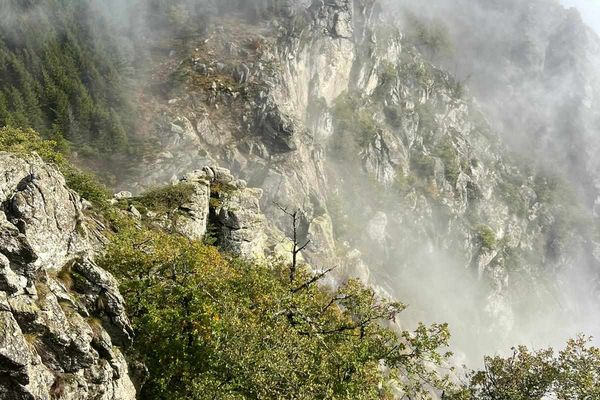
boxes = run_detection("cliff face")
[119,0,600,359]
[0,153,135,400]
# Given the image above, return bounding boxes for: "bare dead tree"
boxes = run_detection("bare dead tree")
[274,202,310,283]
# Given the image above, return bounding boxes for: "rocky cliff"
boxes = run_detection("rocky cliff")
[120,0,600,359]
[0,153,135,399]
[0,150,286,398]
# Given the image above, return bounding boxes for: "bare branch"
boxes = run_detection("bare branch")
[273,201,305,283]
[292,266,337,293]
[297,240,311,253]
[273,201,294,217]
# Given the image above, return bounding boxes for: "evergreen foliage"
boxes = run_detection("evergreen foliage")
[0,0,137,159]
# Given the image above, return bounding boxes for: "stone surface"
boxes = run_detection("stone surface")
[114,0,600,360]
[0,153,136,400]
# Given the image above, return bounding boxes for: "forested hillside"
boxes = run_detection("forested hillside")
[0,0,137,158]
[1,0,600,399]
[0,0,282,177]
[0,0,200,174]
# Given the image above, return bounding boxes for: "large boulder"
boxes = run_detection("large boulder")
[0,153,136,400]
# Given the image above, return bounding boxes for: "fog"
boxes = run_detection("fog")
[561,0,600,33]
[3,0,600,369]
[364,0,600,363]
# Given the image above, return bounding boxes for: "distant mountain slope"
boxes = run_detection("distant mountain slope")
[397,0,600,209]
[0,0,137,159]
[1,0,599,365]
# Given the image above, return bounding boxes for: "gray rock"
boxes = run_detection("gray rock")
[0,311,31,385]
[0,254,27,295]
[0,153,136,399]
[114,191,132,200]
[129,205,142,219]
[174,179,211,241]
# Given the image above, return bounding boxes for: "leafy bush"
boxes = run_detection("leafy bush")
[475,225,497,250]
[209,181,237,209]
[434,137,461,187]
[101,227,457,399]
[63,169,111,207]
[447,336,600,400]
[332,93,380,156]
[136,183,197,214]
[0,126,68,165]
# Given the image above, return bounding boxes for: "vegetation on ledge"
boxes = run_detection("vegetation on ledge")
[101,226,456,399]
[0,126,110,207]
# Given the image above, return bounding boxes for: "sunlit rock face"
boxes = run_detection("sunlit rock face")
[122,0,600,361]
[396,0,600,208]
[0,150,288,399]
[0,153,136,400]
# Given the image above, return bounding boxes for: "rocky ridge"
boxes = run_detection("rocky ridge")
[0,152,283,399]
[122,0,600,357]
[0,152,135,400]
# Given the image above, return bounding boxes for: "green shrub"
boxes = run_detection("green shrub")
[332,93,379,153]
[447,336,600,400]
[209,181,237,209]
[100,227,457,399]
[434,137,460,187]
[136,183,197,214]
[475,225,497,250]
[63,170,111,207]
[0,126,68,166]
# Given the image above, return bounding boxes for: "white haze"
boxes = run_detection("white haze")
[561,0,600,33]
[4,0,600,368]
[370,0,600,365]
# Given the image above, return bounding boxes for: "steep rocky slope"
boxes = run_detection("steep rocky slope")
[120,0,600,358]
[4,0,600,397]
[0,153,135,399]
[0,150,285,398]
[399,0,600,208]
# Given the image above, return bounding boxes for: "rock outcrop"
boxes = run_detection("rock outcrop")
[0,153,136,400]
[133,165,286,263]
[119,0,600,360]
[179,166,272,260]
[0,150,298,399]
